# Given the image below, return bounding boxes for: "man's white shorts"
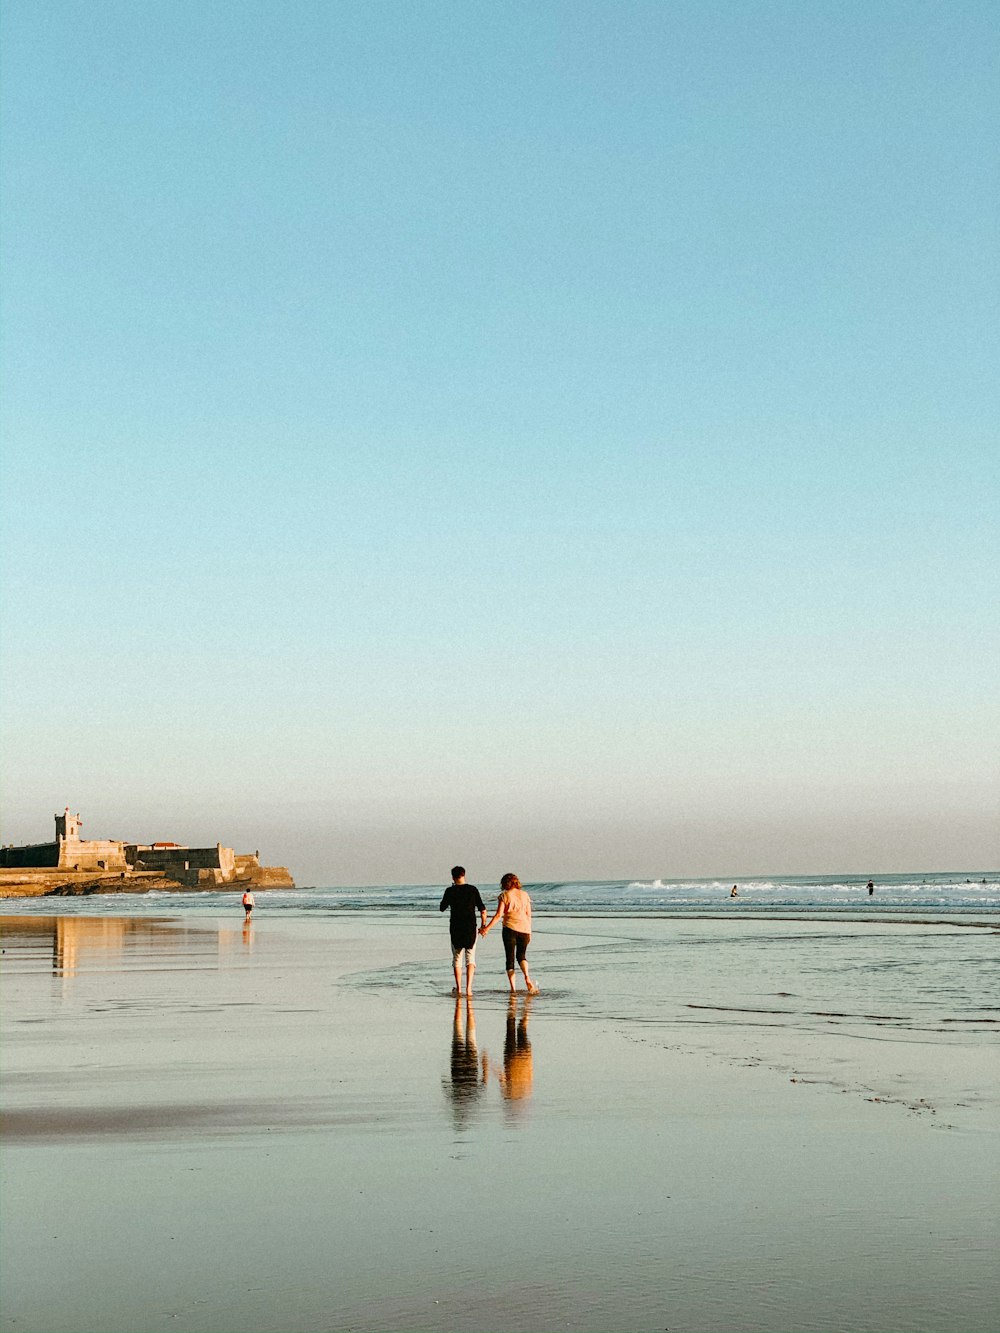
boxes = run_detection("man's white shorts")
[451,941,478,967]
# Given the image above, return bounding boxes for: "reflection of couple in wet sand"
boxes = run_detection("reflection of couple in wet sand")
[439,867,540,996]
[444,994,535,1125]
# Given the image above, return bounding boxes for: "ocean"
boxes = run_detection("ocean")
[3,869,997,918]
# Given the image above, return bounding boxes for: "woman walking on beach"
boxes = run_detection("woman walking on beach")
[482,873,539,994]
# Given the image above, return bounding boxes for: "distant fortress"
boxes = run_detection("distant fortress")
[0,807,294,896]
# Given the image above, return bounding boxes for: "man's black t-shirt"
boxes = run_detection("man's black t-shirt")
[439,883,486,949]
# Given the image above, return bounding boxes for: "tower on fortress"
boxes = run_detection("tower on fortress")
[50,807,127,871]
[55,808,83,842]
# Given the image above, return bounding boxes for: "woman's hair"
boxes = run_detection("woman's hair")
[500,872,521,892]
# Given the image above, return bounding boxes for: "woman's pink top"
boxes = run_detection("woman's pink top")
[498,888,531,933]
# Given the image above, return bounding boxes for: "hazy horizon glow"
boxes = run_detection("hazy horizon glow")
[2,1,997,885]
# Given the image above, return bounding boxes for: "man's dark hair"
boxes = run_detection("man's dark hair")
[451,865,466,880]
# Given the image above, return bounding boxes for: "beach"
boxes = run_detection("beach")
[1,907,998,1333]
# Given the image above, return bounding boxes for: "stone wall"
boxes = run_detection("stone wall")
[57,839,128,872]
[0,841,59,868]
[178,859,293,888]
[0,869,176,897]
[0,862,296,896]
[232,854,293,886]
[129,844,235,877]
[247,865,295,888]
[0,838,127,871]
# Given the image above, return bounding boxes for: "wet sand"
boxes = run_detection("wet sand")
[1,912,998,1333]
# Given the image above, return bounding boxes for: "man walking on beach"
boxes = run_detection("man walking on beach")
[440,866,486,996]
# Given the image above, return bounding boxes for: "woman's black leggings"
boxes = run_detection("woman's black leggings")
[502,926,530,971]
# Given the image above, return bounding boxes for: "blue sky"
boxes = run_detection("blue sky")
[2,0,997,883]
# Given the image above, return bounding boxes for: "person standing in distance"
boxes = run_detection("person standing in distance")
[482,873,540,995]
[440,866,486,996]
[242,889,255,921]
